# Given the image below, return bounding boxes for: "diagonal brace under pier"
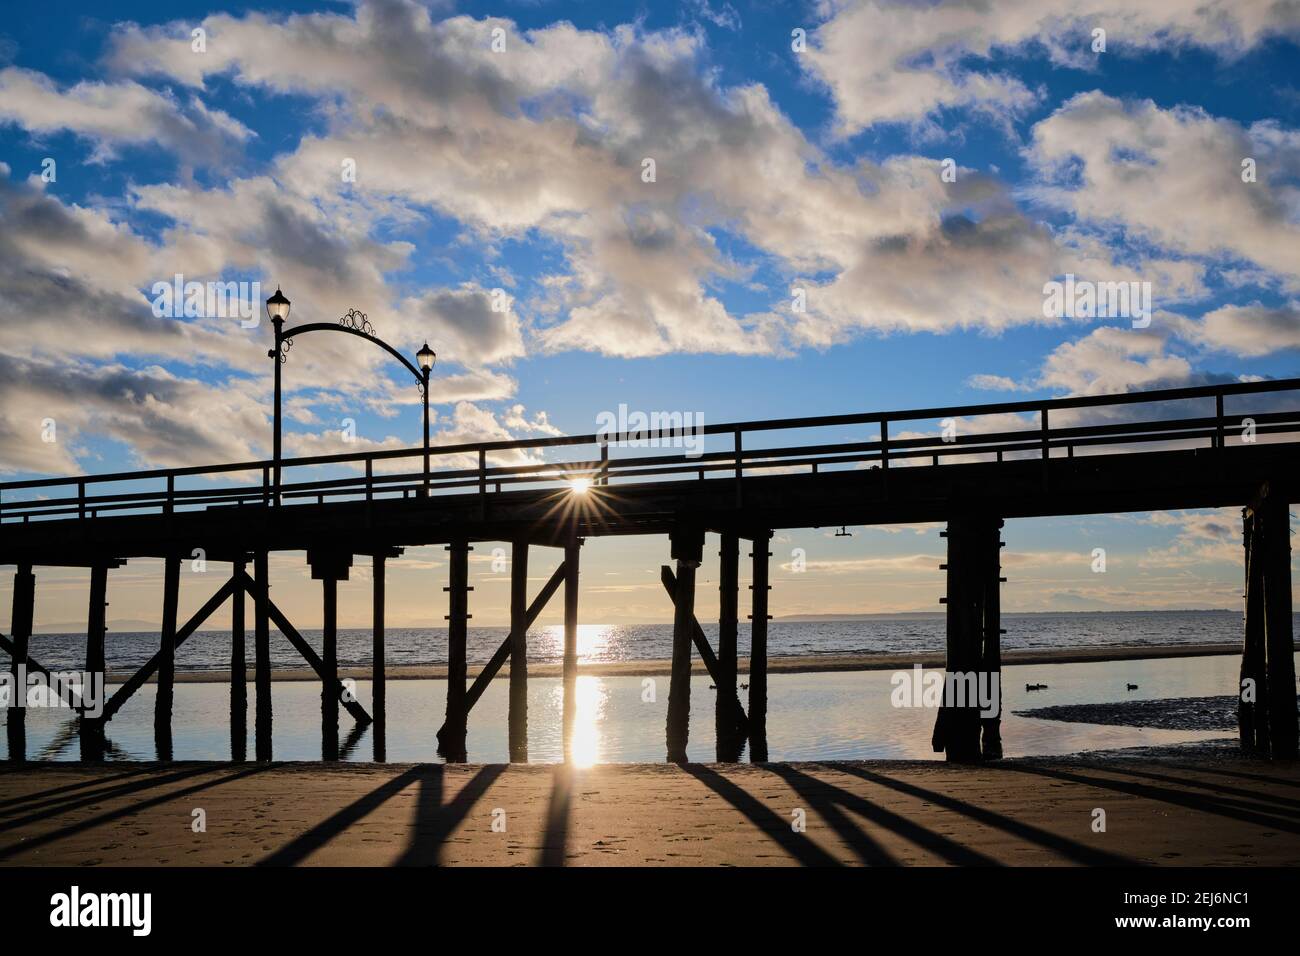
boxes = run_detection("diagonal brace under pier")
[100,576,239,722]
[0,632,85,711]
[660,566,751,743]
[235,570,372,727]
[436,560,566,747]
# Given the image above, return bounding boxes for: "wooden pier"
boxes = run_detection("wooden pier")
[2,378,1298,764]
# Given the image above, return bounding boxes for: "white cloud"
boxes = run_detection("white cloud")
[1174,303,1300,357]
[104,2,1181,355]
[1037,326,1193,396]
[804,0,1300,135]
[1136,508,1241,567]
[0,66,252,163]
[1027,92,1300,284]
[967,373,1027,392]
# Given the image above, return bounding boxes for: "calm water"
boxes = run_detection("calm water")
[15,610,1282,674]
[2,653,1264,764]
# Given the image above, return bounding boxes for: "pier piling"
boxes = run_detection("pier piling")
[231,558,247,762]
[717,532,741,761]
[748,531,771,762]
[440,539,471,762]
[154,552,181,761]
[933,515,1003,763]
[322,576,339,760]
[982,522,1005,760]
[373,552,387,761]
[80,562,109,762]
[307,550,354,761]
[1242,486,1298,759]
[509,538,530,762]
[562,539,582,763]
[1260,493,1297,760]
[254,550,272,761]
[667,526,704,763]
[1240,509,1267,753]
[6,563,34,763]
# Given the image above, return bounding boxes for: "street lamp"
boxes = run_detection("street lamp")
[417,343,436,496]
[266,287,435,504]
[266,286,291,323]
[266,287,291,499]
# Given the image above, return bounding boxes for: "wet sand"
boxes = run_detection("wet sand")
[1,744,1296,866]
[142,642,1248,684]
[1017,696,1300,732]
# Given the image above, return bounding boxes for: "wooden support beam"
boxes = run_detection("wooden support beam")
[936,520,978,761]
[231,558,247,762]
[509,538,530,762]
[154,552,181,761]
[716,532,741,761]
[932,515,1003,763]
[562,539,582,763]
[80,563,109,762]
[0,634,85,710]
[1,629,87,717]
[253,551,272,761]
[6,563,34,763]
[436,561,565,742]
[321,576,339,761]
[980,519,1005,760]
[236,569,372,727]
[307,545,354,763]
[1239,509,1268,752]
[85,564,108,679]
[666,527,704,763]
[1260,492,1297,759]
[372,552,386,762]
[439,540,471,762]
[659,566,749,744]
[100,576,238,722]
[748,531,771,762]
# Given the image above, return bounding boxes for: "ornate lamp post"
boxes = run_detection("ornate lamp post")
[267,287,435,502]
[265,287,291,498]
[417,342,436,495]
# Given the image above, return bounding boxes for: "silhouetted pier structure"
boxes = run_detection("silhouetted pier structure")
[2,378,1298,764]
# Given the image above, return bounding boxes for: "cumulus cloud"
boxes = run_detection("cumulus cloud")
[1037,326,1194,396]
[0,169,257,368]
[104,1,1181,356]
[398,286,524,367]
[0,66,252,164]
[804,0,1300,134]
[967,373,1027,392]
[1173,303,1300,357]
[1027,92,1300,283]
[0,354,270,475]
[1136,508,1242,567]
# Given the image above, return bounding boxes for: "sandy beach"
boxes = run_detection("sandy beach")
[1,743,1296,866]
[134,642,1247,684]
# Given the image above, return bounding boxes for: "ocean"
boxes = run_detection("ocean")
[4,610,1289,764]
[1,654,1258,763]
[15,609,1274,674]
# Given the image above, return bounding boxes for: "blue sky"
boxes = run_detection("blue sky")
[0,0,1297,626]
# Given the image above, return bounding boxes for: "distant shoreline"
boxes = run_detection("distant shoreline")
[117,641,1264,685]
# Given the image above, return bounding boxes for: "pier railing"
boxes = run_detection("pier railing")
[2,377,1298,524]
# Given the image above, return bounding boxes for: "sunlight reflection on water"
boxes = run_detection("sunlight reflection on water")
[2,653,1262,764]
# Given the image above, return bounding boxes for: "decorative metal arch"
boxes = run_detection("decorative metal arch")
[279,310,426,394]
